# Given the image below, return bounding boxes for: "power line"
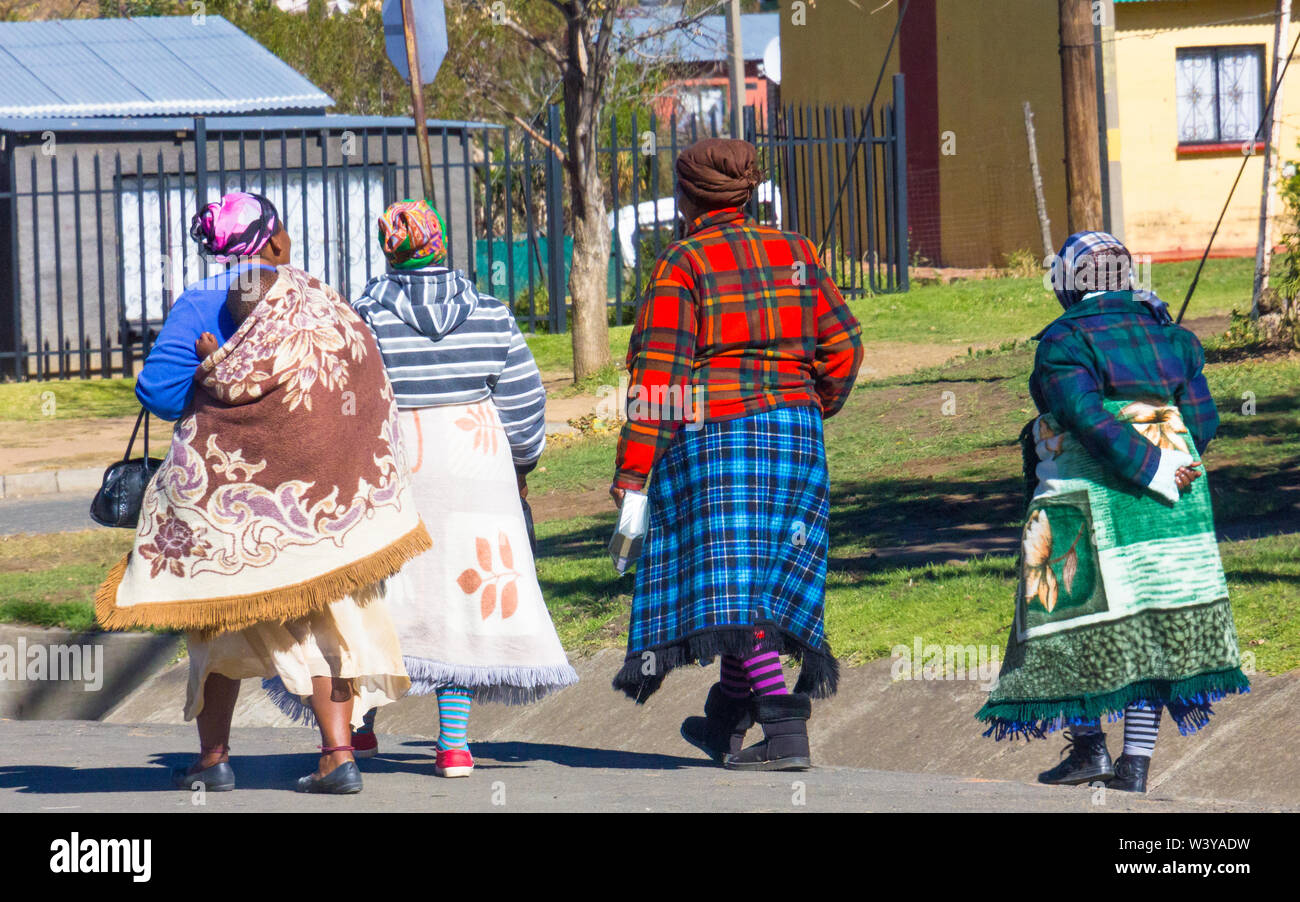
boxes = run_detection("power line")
[1175,22,1300,324]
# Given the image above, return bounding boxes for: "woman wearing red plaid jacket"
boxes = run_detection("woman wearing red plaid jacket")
[609,138,864,771]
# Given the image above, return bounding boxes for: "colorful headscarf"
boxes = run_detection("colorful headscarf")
[378,199,448,270]
[1049,230,1172,323]
[190,192,280,263]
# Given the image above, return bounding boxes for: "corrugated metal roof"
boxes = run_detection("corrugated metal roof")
[616,13,779,64]
[0,15,333,119]
[0,113,494,135]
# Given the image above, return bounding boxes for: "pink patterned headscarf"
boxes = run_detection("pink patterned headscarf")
[190,192,280,262]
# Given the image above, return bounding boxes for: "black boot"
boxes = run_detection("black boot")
[723,693,811,772]
[1109,754,1151,793]
[681,683,754,764]
[1038,729,1114,785]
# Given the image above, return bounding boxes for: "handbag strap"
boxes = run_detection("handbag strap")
[123,408,148,462]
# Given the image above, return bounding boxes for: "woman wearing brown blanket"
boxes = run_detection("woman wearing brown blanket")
[98,193,428,794]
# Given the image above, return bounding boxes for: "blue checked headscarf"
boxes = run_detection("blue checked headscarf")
[1049,230,1172,323]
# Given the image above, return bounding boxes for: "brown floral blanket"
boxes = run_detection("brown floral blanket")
[97,265,430,633]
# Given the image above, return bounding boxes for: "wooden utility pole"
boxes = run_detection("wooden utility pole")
[401,0,436,201]
[1253,0,1292,317]
[1058,0,1104,232]
[725,0,745,138]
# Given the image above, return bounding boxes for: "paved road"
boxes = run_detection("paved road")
[0,721,1279,813]
[0,494,97,536]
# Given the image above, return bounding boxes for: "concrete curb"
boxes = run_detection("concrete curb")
[0,624,181,720]
[0,466,104,500]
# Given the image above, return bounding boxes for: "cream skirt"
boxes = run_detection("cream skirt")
[184,589,410,730]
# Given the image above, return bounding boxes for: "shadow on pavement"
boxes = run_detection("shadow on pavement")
[0,752,337,794]
[396,739,712,771]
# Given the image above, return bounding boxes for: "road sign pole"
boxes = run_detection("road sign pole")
[401,0,436,202]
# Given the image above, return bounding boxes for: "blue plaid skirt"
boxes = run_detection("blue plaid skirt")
[612,404,838,701]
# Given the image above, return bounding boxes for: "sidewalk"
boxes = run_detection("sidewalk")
[0,422,580,500]
[0,721,1276,813]
[100,647,1300,809]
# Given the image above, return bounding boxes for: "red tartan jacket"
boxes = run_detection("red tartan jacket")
[612,207,864,491]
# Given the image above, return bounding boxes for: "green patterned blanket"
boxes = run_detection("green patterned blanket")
[977,399,1250,740]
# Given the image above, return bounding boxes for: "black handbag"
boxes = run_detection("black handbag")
[89,408,165,528]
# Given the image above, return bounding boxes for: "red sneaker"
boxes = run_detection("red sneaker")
[435,747,474,778]
[351,731,378,759]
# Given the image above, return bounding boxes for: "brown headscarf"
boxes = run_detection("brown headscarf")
[675,138,762,211]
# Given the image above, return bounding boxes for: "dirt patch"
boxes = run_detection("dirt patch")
[0,530,130,574]
[857,341,992,381]
[910,266,1002,284]
[537,341,994,423]
[0,415,142,474]
[540,371,606,425]
[1183,314,1231,340]
[529,486,613,523]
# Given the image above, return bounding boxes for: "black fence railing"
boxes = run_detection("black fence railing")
[0,76,907,382]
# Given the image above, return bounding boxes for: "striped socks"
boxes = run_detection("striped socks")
[742,648,789,696]
[719,654,751,699]
[1123,704,1161,758]
[435,687,474,752]
[719,639,790,699]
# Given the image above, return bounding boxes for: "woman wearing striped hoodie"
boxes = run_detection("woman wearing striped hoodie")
[346,200,578,778]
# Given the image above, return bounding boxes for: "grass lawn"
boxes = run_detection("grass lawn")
[3,255,1294,679]
[0,257,1245,417]
[535,345,1300,523]
[0,530,131,632]
[844,256,1251,346]
[11,523,1291,675]
[527,341,1299,672]
[0,378,138,421]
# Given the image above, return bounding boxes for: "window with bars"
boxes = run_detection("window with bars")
[1176,45,1265,146]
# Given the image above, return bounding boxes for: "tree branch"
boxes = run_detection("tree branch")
[464,0,566,69]
[614,0,730,49]
[478,95,567,163]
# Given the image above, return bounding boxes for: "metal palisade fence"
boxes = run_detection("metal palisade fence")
[0,76,907,382]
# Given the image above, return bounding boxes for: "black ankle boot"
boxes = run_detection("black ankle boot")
[1109,753,1151,793]
[1038,729,1114,785]
[723,693,811,772]
[681,683,754,764]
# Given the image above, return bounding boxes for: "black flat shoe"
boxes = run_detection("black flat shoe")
[172,760,235,792]
[1109,753,1151,793]
[296,759,363,794]
[1038,729,1114,786]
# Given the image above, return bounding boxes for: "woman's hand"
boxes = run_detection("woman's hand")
[516,471,528,500]
[609,485,625,508]
[1175,461,1203,491]
[195,332,220,360]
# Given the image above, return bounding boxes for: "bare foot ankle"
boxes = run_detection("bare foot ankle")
[317,751,353,777]
[193,747,229,773]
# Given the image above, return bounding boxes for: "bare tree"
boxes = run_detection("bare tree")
[462,0,725,381]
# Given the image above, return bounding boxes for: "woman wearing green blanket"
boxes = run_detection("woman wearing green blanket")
[977,231,1250,793]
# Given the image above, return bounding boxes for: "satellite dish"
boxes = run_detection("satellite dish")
[762,36,781,85]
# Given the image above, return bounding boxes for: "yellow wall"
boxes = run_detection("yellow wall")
[779,0,1069,267]
[1113,0,1299,256]
[777,0,900,107]
[778,0,1300,264]
[935,0,1068,267]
